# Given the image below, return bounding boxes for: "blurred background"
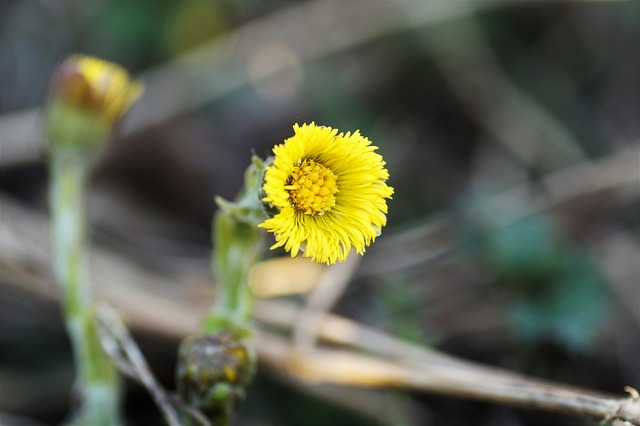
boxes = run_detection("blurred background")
[0,1,639,425]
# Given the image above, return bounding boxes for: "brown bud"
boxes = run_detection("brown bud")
[176,332,256,425]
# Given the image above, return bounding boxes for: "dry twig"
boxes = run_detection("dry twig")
[292,253,361,353]
[1,143,638,423]
[96,305,183,426]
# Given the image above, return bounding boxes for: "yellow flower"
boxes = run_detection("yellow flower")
[259,123,393,264]
[46,54,143,149]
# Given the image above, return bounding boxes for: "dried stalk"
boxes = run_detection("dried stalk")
[418,1,586,172]
[255,331,640,425]
[3,213,638,424]
[95,305,182,426]
[292,253,361,353]
[1,143,638,423]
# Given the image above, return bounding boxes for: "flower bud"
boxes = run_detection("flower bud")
[176,332,256,425]
[45,54,143,149]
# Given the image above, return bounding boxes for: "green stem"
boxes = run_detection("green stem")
[212,210,261,326]
[199,208,262,338]
[177,158,265,424]
[200,157,265,337]
[50,149,121,426]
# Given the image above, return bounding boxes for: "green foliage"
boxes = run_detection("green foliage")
[91,1,167,64]
[507,249,609,352]
[482,214,561,278]
[375,277,426,344]
[89,0,233,68]
[470,213,610,352]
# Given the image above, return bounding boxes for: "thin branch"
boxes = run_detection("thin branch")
[95,305,182,426]
[1,144,638,423]
[482,142,640,229]
[292,253,361,353]
[3,233,639,425]
[95,304,212,426]
[255,331,640,425]
[592,232,640,325]
[360,142,640,276]
[418,1,587,173]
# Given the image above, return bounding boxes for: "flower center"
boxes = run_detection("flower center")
[286,159,338,215]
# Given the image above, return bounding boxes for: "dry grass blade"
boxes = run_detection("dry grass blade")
[96,305,183,426]
[418,2,587,172]
[255,331,640,425]
[0,141,638,423]
[293,253,361,353]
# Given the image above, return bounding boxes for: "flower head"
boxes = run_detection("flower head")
[259,123,393,264]
[177,332,255,424]
[46,54,143,149]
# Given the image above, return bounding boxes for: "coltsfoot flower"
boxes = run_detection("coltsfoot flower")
[46,54,143,149]
[259,123,393,264]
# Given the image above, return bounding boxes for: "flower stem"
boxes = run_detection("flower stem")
[200,157,266,337]
[177,158,264,424]
[209,209,261,332]
[50,149,121,425]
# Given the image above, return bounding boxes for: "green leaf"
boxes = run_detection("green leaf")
[508,250,609,352]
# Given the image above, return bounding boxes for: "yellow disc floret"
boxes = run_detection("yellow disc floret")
[286,159,338,215]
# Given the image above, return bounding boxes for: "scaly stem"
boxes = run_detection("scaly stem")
[50,149,121,425]
[177,158,264,425]
[200,157,265,337]
[210,209,261,331]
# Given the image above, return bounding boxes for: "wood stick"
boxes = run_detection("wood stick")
[1,197,638,424]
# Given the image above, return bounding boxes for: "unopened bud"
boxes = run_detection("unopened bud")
[45,54,143,149]
[177,332,256,425]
